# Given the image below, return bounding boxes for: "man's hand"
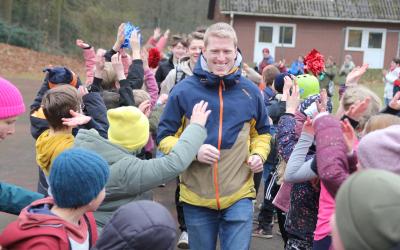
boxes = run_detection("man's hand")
[62,110,91,128]
[190,100,211,127]
[111,53,126,81]
[197,144,220,165]
[247,155,263,173]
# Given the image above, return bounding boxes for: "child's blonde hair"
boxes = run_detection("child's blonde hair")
[101,62,118,90]
[338,85,382,129]
[363,114,400,135]
[132,89,150,107]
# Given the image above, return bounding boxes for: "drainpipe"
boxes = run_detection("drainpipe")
[398,31,400,57]
[230,12,234,27]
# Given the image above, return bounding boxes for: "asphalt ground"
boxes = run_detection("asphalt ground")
[0,77,284,249]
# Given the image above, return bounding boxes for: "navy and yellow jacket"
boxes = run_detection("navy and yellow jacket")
[157,53,271,210]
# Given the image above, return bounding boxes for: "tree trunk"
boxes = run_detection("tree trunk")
[1,0,13,23]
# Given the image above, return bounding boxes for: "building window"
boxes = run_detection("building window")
[368,32,383,48]
[259,26,273,43]
[279,26,293,45]
[348,29,362,48]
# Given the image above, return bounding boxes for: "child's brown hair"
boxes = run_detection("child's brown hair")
[42,85,80,130]
[363,114,400,135]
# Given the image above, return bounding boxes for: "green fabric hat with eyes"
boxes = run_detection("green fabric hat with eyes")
[295,74,320,100]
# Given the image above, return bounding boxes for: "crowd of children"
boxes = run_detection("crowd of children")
[0,21,400,250]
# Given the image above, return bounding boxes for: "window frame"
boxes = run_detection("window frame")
[345,27,386,51]
[255,22,296,48]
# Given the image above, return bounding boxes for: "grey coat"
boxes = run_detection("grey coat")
[74,123,207,230]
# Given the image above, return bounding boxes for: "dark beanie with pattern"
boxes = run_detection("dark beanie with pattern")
[50,148,109,208]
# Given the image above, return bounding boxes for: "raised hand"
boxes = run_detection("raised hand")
[141,49,149,71]
[303,116,314,135]
[111,53,125,81]
[345,97,371,121]
[138,100,151,117]
[281,75,294,101]
[76,39,90,49]
[190,100,211,127]
[62,110,91,128]
[389,91,400,110]
[77,86,89,99]
[113,23,126,51]
[285,77,300,114]
[164,29,170,38]
[346,64,368,86]
[153,27,161,40]
[130,30,141,59]
[341,118,356,153]
[316,88,328,113]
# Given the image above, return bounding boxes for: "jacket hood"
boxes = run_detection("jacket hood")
[35,129,74,175]
[93,200,176,250]
[74,129,130,165]
[0,197,89,248]
[177,59,194,76]
[193,51,243,88]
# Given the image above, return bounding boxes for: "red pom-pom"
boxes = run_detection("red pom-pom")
[148,48,161,69]
[304,49,325,76]
[394,78,400,87]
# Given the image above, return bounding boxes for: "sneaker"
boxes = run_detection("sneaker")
[177,231,189,249]
[252,226,273,239]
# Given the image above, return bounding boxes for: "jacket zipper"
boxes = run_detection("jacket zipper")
[213,80,225,210]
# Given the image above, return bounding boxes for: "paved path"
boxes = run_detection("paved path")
[0,77,284,249]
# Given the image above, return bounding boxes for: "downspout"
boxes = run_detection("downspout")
[398,31,400,57]
[230,12,234,27]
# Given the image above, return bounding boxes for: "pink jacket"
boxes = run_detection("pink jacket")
[146,36,168,54]
[143,69,159,109]
[82,47,96,85]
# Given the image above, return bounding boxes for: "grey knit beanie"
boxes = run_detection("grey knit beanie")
[336,169,400,250]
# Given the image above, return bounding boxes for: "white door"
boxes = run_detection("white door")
[363,29,386,68]
[254,23,275,65]
[253,22,296,66]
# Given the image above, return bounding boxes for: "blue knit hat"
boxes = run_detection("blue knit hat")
[274,72,290,94]
[50,148,109,208]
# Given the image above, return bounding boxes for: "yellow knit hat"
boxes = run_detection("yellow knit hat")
[107,106,149,152]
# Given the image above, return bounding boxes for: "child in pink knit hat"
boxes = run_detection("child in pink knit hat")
[0,76,44,216]
[0,77,26,141]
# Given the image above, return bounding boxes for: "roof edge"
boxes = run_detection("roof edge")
[220,10,400,24]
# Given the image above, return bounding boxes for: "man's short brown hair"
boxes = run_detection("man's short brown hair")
[42,85,80,130]
[187,32,205,47]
